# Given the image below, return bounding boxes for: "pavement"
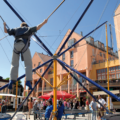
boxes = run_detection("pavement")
[7,111,92,120]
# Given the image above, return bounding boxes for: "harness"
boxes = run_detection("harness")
[13,27,32,61]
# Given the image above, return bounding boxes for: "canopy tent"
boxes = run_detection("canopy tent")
[38,91,76,100]
[93,90,120,96]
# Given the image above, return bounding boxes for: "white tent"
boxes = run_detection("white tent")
[0,93,24,98]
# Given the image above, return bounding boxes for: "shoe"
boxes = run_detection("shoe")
[26,81,33,90]
[8,80,15,89]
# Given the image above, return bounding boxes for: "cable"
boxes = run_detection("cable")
[51,0,85,49]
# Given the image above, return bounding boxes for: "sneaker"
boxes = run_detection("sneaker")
[26,81,33,90]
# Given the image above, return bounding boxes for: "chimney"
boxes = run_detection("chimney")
[80,31,83,36]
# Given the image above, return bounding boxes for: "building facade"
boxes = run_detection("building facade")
[24,29,118,98]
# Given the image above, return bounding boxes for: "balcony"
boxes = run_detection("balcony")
[89,79,120,88]
[38,87,53,92]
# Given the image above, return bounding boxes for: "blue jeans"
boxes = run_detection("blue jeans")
[92,111,96,120]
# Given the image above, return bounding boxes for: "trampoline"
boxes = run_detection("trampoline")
[102,114,120,120]
[0,113,11,120]
[33,109,92,120]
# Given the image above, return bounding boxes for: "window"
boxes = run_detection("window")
[40,69,42,73]
[92,49,95,56]
[70,60,74,67]
[44,82,46,90]
[116,66,118,71]
[68,39,75,48]
[38,62,41,66]
[62,54,65,61]
[50,78,53,88]
[70,51,74,58]
[100,52,102,56]
[103,54,105,58]
[48,70,53,74]
[113,67,115,71]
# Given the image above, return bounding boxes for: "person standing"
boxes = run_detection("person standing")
[97,95,106,120]
[23,97,28,112]
[28,98,33,119]
[81,98,85,117]
[90,98,97,120]
[44,100,53,120]
[86,98,89,110]
[3,19,48,90]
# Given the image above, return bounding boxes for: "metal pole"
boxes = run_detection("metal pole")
[58,21,107,57]
[10,61,53,119]
[58,59,110,113]
[3,0,53,56]
[0,59,53,91]
[105,24,110,110]
[57,59,120,101]
[47,0,65,19]
[15,81,18,111]
[57,0,94,55]
[53,55,57,120]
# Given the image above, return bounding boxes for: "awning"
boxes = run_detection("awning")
[0,93,24,98]
[93,90,120,96]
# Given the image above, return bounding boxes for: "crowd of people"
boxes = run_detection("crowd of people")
[0,95,116,120]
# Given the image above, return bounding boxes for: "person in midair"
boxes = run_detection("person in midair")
[3,19,48,90]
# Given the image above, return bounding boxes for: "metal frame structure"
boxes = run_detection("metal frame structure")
[0,0,120,119]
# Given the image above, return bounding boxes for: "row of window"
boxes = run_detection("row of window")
[97,66,120,74]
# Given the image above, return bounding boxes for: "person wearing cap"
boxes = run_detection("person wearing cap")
[3,19,48,90]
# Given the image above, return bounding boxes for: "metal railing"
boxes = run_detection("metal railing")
[89,79,120,86]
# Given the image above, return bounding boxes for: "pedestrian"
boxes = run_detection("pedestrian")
[81,98,85,117]
[90,98,97,120]
[28,98,33,119]
[3,18,48,90]
[23,97,28,112]
[44,100,53,120]
[97,95,106,120]
[86,98,89,110]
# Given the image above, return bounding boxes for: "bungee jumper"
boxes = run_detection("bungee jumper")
[3,19,48,90]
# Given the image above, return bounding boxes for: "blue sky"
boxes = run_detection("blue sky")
[0,0,120,86]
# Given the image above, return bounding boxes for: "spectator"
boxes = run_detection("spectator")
[86,98,89,110]
[23,97,28,112]
[37,98,41,110]
[67,100,70,109]
[73,99,79,119]
[33,100,38,120]
[81,98,85,117]
[49,95,53,103]
[28,98,33,119]
[64,99,67,109]
[43,99,47,110]
[90,98,97,120]
[70,99,73,109]
[44,100,53,120]
[50,100,64,120]
[97,95,106,120]
[2,101,7,113]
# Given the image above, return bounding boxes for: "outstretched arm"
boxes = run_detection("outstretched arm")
[3,22,7,33]
[37,19,48,30]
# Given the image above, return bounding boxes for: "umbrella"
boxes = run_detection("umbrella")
[38,91,76,100]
